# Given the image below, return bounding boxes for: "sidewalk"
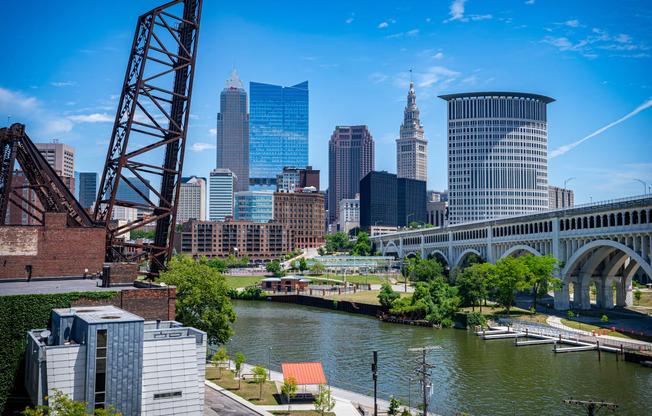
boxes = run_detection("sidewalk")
[546,315,652,347]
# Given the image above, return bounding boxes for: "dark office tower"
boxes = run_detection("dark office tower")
[439,92,554,224]
[115,177,150,205]
[216,68,250,192]
[360,171,397,228]
[249,81,309,190]
[78,172,97,209]
[397,177,427,227]
[328,125,374,225]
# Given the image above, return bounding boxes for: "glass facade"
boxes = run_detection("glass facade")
[235,190,274,223]
[249,81,309,190]
[79,172,97,209]
[115,177,150,205]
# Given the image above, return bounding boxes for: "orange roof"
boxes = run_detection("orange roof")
[282,362,327,385]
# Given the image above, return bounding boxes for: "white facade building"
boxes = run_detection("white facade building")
[397,82,427,182]
[210,168,237,221]
[339,195,360,233]
[439,92,554,224]
[35,142,75,178]
[178,177,206,223]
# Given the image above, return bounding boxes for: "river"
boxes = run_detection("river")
[226,300,651,415]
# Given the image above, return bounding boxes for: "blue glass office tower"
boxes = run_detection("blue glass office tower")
[249,81,309,190]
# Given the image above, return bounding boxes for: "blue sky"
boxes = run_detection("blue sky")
[1,0,651,204]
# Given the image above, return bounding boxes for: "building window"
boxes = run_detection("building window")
[95,329,107,409]
[154,391,183,399]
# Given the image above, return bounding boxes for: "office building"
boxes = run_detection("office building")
[235,190,274,223]
[360,171,426,228]
[328,125,374,225]
[274,189,325,249]
[427,200,448,228]
[35,142,75,178]
[249,81,309,190]
[216,68,249,192]
[338,195,360,234]
[177,176,206,223]
[115,177,151,206]
[209,169,237,222]
[427,190,448,203]
[397,81,427,182]
[276,166,320,192]
[176,219,292,263]
[439,92,554,224]
[25,305,206,416]
[549,185,574,209]
[78,172,97,209]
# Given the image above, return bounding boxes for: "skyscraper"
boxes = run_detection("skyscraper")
[177,176,206,223]
[216,68,249,192]
[35,142,74,178]
[78,172,97,209]
[359,171,426,228]
[209,169,237,221]
[115,177,150,206]
[397,82,427,182]
[328,125,374,225]
[249,81,309,190]
[439,92,554,224]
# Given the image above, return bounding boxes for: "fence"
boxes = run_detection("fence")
[499,318,651,352]
[263,284,371,296]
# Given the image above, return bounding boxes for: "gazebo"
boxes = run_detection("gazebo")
[281,362,327,398]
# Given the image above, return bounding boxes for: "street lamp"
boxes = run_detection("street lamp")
[634,179,647,195]
[563,177,575,190]
[406,213,415,226]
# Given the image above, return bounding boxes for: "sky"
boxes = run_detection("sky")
[1,0,651,204]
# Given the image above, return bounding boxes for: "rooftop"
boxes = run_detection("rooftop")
[438,91,555,104]
[53,305,143,324]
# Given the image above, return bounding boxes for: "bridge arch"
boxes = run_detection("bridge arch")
[405,251,418,259]
[427,249,449,266]
[455,248,483,268]
[383,241,399,257]
[500,244,543,259]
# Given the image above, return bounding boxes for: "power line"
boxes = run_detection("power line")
[564,398,619,416]
[409,346,441,416]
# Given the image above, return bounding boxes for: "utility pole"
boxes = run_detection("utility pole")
[564,399,618,416]
[372,350,378,416]
[409,346,441,416]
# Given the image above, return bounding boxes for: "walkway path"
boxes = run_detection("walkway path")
[546,315,652,347]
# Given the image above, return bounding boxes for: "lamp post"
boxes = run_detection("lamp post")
[634,179,647,195]
[406,213,415,227]
[563,177,575,190]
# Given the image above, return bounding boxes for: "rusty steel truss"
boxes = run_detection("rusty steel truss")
[94,0,202,276]
[0,123,94,227]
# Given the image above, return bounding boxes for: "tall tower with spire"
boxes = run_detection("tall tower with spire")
[216,68,249,192]
[397,81,427,182]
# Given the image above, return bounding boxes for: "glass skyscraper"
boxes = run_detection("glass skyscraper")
[78,172,97,209]
[249,81,309,190]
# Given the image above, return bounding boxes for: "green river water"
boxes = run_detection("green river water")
[227,300,651,416]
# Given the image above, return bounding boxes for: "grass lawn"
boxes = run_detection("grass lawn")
[323,289,410,305]
[560,319,652,342]
[225,275,262,289]
[271,411,335,416]
[634,290,652,307]
[206,368,281,405]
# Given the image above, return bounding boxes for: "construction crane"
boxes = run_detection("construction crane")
[94,0,202,277]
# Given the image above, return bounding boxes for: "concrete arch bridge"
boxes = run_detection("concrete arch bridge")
[371,195,652,310]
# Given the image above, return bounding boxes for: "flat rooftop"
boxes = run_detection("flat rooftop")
[438,91,555,104]
[53,305,143,324]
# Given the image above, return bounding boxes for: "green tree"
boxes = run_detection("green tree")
[401,255,414,282]
[325,231,350,252]
[350,231,372,256]
[521,254,560,312]
[309,262,326,274]
[21,389,121,415]
[299,257,308,271]
[375,250,382,256]
[634,289,642,305]
[413,259,444,282]
[313,384,336,416]
[400,409,413,416]
[378,282,400,307]
[388,397,400,415]
[252,365,268,400]
[490,256,530,315]
[601,314,609,323]
[409,221,420,229]
[281,377,298,412]
[234,353,246,390]
[157,256,236,345]
[266,261,285,277]
[317,247,326,256]
[457,264,490,312]
[211,348,229,379]
[568,310,575,318]
[207,258,227,273]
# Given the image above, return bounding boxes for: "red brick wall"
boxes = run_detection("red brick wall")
[71,287,176,321]
[107,262,138,283]
[0,212,105,279]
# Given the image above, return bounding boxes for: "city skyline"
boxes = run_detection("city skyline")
[0,0,650,204]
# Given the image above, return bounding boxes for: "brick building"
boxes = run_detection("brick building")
[4,170,75,225]
[274,190,325,249]
[175,219,292,264]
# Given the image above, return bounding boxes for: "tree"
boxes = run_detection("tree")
[310,262,326,274]
[601,314,609,323]
[413,259,444,282]
[490,256,530,316]
[409,221,419,229]
[234,353,246,390]
[521,254,560,312]
[207,258,227,272]
[634,289,642,305]
[400,409,413,416]
[266,261,285,277]
[252,365,268,400]
[299,257,308,271]
[21,389,121,415]
[157,256,236,345]
[317,247,326,256]
[325,231,350,252]
[401,255,414,282]
[388,397,400,415]
[211,348,229,379]
[378,282,400,307]
[313,384,336,416]
[350,231,372,256]
[281,377,298,413]
[457,264,490,312]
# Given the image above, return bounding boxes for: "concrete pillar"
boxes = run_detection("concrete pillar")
[486,226,493,263]
[576,275,592,310]
[615,276,626,307]
[420,236,425,259]
[554,282,570,310]
[642,236,650,262]
[633,235,640,254]
[624,276,633,307]
[448,231,454,266]
[399,238,404,258]
[595,277,614,309]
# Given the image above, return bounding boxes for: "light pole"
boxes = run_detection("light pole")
[634,179,647,195]
[407,213,415,227]
[563,177,575,190]
[267,347,272,379]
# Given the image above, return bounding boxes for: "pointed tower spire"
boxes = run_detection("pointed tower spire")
[224,67,243,89]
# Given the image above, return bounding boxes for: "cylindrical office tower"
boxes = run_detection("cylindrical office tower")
[438,92,555,225]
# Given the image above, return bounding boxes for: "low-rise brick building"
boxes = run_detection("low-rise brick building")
[274,190,325,249]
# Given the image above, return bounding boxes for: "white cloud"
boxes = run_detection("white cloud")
[209,128,217,136]
[433,52,443,59]
[345,13,355,24]
[406,29,419,36]
[565,19,580,27]
[369,73,388,84]
[0,87,73,136]
[50,81,76,87]
[615,33,632,43]
[550,98,652,158]
[68,113,114,123]
[378,22,388,28]
[190,142,216,152]
[445,0,468,23]
[470,14,492,21]
[525,0,535,4]
[395,67,461,98]
[461,75,477,85]
[542,25,648,59]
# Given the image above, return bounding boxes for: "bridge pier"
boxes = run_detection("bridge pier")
[595,277,614,309]
[554,284,570,310]
[615,275,633,307]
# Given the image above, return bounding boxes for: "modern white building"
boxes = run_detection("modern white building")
[178,176,206,223]
[35,142,75,178]
[235,190,274,223]
[397,82,427,182]
[210,168,237,221]
[338,195,360,234]
[439,92,554,224]
[549,185,574,209]
[25,305,206,416]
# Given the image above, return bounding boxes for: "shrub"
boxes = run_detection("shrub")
[441,318,455,327]
[466,312,487,328]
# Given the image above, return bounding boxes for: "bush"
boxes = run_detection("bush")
[228,287,267,300]
[466,312,487,328]
[440,318,454,327]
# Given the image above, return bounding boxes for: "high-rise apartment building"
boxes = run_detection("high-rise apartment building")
[338,194,360,234]
[216,68,249,192]
[35,142,74,178]
[209,169,237,221]
[249,81,309,190]
[274,190,325,249]
[439,92,554,224]
[548,185,574,209]
[235,190,274,223]
[328,125,374,225]
[177,176,206,223]
[360,171,426,228]
[78,172,97,209]
[397,82,427,182]
[276,166,320,192]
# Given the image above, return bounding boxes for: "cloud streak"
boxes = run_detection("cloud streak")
[549,98,652,158]
[190,142,216,152]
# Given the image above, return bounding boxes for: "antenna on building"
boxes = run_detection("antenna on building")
[6,115,10,127]
[409,68,412,83]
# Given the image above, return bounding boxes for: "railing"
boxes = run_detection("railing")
[263,285,371,296]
